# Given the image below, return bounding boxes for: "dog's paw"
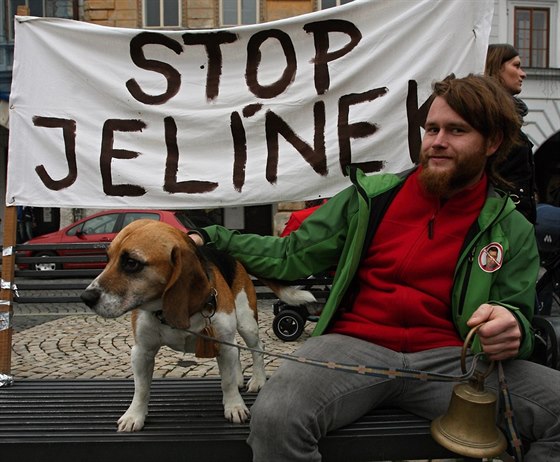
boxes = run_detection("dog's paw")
[117,412,146,432]
[245,376,266,393]
[224,403,251,423]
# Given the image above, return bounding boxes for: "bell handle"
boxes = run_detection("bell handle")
[461,323,495,377]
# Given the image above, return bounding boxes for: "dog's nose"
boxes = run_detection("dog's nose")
[81,288,101,308]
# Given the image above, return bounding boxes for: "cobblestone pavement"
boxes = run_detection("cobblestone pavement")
[10,300,311,380]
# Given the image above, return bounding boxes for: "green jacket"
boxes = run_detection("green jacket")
[203,168,538,359]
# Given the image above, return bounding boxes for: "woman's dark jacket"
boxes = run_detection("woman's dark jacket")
[495,97,536,224]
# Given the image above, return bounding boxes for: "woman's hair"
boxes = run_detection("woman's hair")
[432,74,521,188]
[485,44,520,84]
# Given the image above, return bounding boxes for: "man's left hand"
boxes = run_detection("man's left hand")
[467,304,521,361]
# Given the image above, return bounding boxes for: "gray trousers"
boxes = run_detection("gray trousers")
[248,334,560,461]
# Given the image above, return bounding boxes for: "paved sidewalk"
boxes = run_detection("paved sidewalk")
[10,300,310,380]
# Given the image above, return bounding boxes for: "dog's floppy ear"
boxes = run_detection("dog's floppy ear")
[161,240,210,329]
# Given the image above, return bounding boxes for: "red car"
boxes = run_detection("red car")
[19,209,196,271]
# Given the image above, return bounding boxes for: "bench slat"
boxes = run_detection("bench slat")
[0,378,459,462]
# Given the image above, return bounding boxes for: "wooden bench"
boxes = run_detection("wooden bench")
[0,377,462,462]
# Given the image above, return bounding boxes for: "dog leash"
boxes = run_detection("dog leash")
[184,326,483,382]
[498,361,524,461]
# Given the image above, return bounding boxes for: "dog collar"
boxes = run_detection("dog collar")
[154,287,218,327]
[202,288,218,317]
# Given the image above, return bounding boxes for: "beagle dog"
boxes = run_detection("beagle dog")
[81,219,314,432]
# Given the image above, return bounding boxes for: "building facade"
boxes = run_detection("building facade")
[0,0,558,237]
[490,0,560,165]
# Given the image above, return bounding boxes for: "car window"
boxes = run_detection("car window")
[121,212,160,229]
[174,212,197,229]
[69,214,120,236]
[67,223,83,237]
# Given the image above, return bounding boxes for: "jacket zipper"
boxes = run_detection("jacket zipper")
[428,201,440,239]
[457,246,477,315]
[428,215,435,239]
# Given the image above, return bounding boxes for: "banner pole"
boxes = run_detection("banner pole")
[0,205,17,375]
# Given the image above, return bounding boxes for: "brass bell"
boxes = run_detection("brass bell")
[431,325,507,459]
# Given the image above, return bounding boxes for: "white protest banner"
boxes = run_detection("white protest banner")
[7,0,494,209]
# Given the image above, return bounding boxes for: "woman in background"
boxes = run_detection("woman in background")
[485,43,536,223]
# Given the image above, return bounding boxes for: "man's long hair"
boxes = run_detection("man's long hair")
[431,74,521,189]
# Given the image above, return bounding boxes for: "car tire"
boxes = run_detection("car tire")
[33,252,60,271]
[272,309,306,342]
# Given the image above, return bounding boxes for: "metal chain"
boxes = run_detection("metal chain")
[187,327,484,383]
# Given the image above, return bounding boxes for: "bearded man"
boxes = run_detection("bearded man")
[190,75,560,461]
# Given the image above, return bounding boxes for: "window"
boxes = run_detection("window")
[514,7,550,67]
[9,0,74,38]
[10,0,73,17]
[143,0,180,28]
[319,0,354,10]
[121,212,159,228]
[69,214,119,236]
[221,0,258,26]
[11,0,44,17]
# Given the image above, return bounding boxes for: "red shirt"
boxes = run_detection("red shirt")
[330,169,487,352]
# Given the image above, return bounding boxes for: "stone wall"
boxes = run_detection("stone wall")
[265,0,313,22]
[83,0,139,28]
[184,0,217,29]
[82,0,219,29]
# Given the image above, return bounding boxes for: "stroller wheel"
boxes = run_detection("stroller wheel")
[272,309,306,342]
[273,300,287,316]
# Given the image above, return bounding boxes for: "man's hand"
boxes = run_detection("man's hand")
[187,232,204,246]
[466,304,521,361]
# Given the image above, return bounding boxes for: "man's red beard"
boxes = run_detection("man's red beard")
[418,149,488,197]
[418,164,452,197]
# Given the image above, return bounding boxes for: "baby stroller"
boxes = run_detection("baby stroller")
[272,273,332,341]
[273,202,332,341]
